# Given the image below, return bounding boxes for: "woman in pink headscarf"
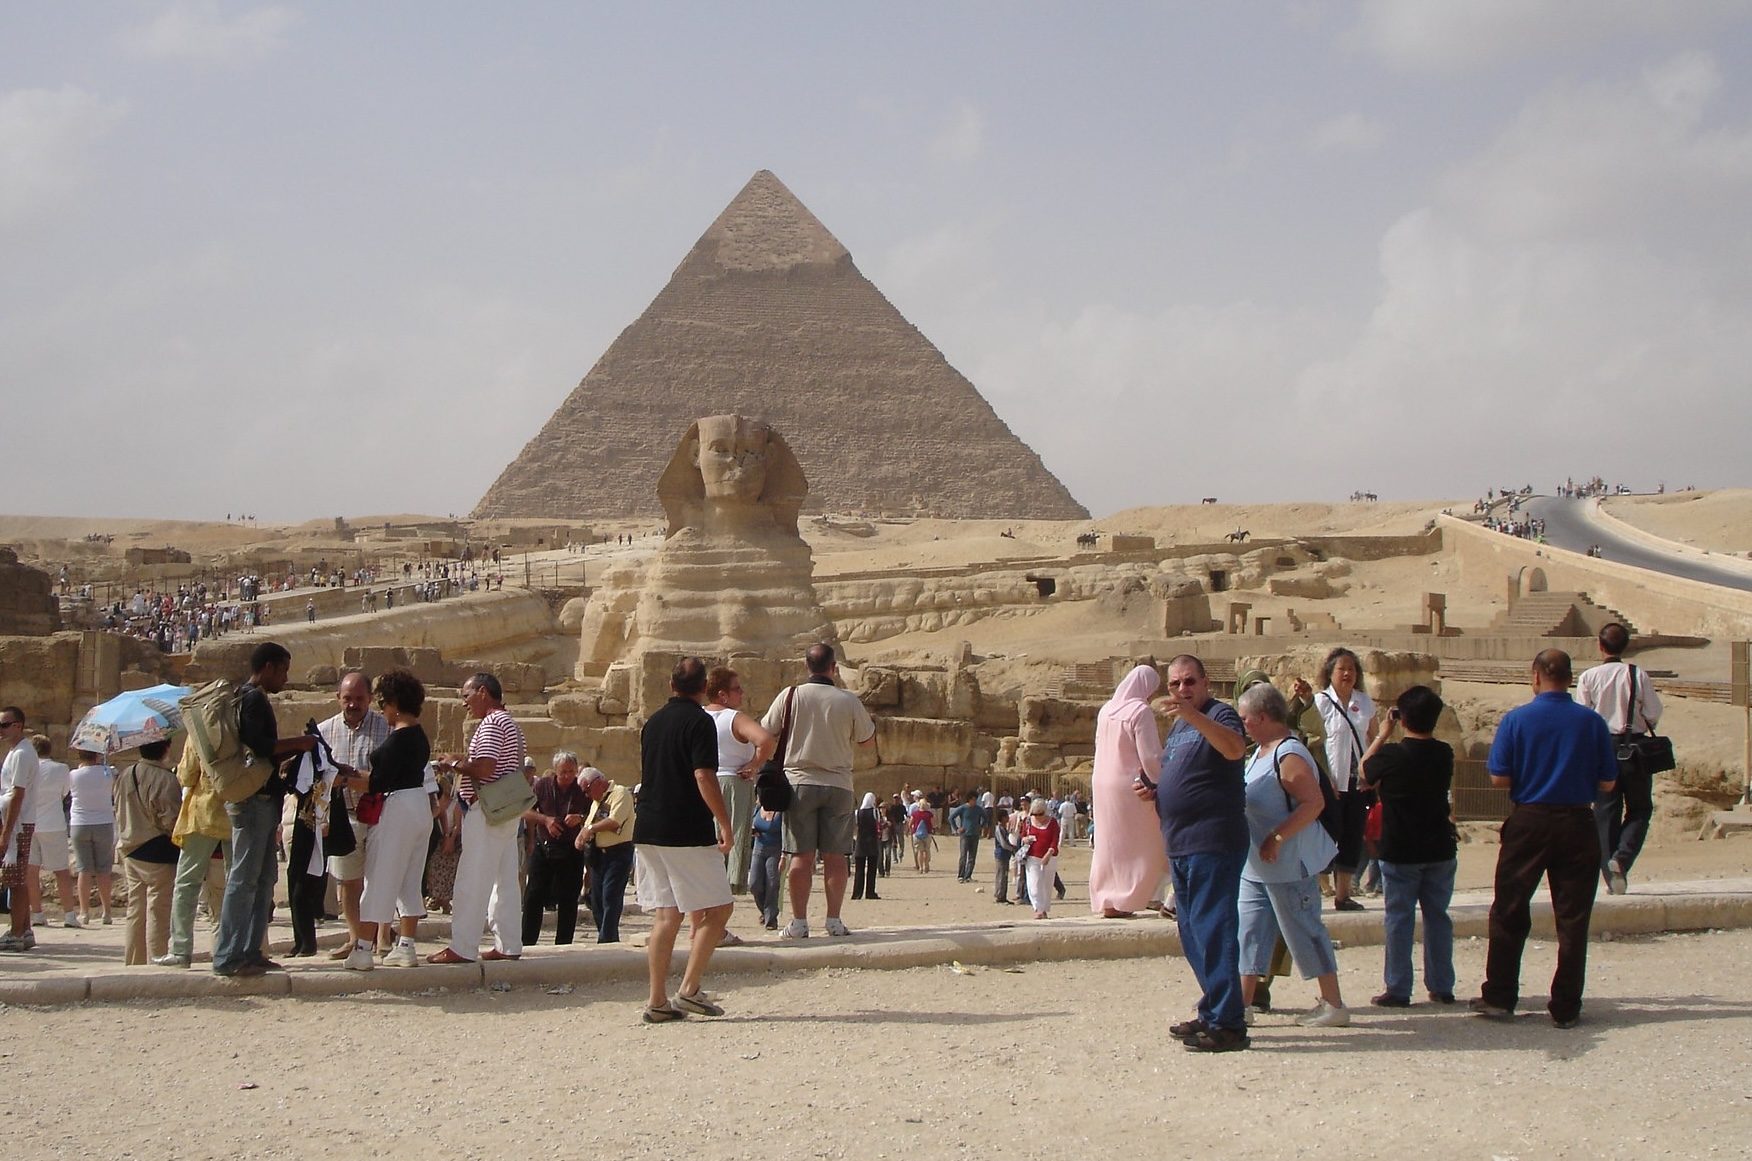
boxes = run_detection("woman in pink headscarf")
[1089,665,1170,918]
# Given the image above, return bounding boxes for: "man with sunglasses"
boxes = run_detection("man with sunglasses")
[0,708,41,950]
[1134,656,1250,1052]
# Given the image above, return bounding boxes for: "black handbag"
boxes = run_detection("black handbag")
[1616,665,1676,775]
[756,685,798,812]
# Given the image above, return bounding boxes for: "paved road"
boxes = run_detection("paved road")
[1522,496,1752,593]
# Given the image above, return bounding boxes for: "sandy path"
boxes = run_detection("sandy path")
[6,924,1749,1159]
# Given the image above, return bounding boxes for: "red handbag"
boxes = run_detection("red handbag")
[356,792,386,826]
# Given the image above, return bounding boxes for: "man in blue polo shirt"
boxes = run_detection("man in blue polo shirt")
[1473,649,1618,1028]
[1136,654,1250,1053]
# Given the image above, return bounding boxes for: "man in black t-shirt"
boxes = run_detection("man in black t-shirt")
[634,657,733,1023]
[212,641,316,978]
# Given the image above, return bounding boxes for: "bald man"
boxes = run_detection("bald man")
[319,671,390,957]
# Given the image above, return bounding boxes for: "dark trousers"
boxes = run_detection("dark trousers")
[522,845,584,945]
[587,843,634,943]
[852,852,879,898]
[286,869,326,956]
[1595,758,1653,874]
[957,835,979,881]
[1482,804,1600,1023]
[993,850,1012,902]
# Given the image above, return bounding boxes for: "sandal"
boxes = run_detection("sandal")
[642,1004,688,1024]
[481,949,521,961]
[425,948,475,965]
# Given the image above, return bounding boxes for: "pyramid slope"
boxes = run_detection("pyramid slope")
[473,171,1087,522]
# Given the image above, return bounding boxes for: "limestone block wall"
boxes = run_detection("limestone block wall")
[0,550,60,635]
[189,590,558,680]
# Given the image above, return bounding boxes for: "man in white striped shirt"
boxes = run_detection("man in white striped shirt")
[430,673,527,963]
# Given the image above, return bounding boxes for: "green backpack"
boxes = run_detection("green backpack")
[181,679,269,803]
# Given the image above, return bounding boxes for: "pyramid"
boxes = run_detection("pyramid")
[472,170,1088,522]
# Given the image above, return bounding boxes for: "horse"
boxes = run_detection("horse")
[1200,497,1218,505]
[1225,529,1250,543]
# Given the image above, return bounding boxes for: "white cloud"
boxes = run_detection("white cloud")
[1348,0,1752,73]
[1308,112,1388,153]
[0,87,127,225]
[930,101,984,163]
[123,2,300,64]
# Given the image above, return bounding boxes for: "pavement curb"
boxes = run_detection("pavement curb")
[3,889,1748,1008]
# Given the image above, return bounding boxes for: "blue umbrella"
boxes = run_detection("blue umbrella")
[70,683,193,755]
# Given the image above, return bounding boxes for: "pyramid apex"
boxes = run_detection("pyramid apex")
[687,170,849,273]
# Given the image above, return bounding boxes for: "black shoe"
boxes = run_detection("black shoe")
[1371,992,1412,1008]
[866,894,881,900]
[1552,1013,1581,1029]
[1252,984,1272,1013]
[1184,1027,1249,1053]
[1428,991,1456,1005]
[851,893,862,900]
[1169,1018,1207,1041]
[253,957,285,971]
[1333,898,1366,912]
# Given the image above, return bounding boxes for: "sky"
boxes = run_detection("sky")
[4,1,1751,522]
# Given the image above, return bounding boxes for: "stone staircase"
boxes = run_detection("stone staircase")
[1490,591,1636,638]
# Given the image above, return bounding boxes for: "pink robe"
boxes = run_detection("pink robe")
[1089,666,1169,914]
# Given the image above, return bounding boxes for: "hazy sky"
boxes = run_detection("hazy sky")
[5,2,1750,522]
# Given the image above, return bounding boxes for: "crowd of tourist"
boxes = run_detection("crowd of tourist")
[0,624,1646,1040]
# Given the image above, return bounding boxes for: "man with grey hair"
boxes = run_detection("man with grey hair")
[576,765,636,942]
[522,751,590,945]
[318,671,390,959]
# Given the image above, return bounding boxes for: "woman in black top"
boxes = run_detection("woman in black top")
[1360,685,1459,1007]
[851,793,882,901]
[344,670,432,971]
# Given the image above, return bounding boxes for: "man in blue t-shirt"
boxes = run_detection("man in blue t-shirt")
[1474,649,1618,1029]
[1135,655,1250,1053]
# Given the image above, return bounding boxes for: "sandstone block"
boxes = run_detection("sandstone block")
[875,717,973,767]
[858,666,901,709]
[549,693,607,729]
[898,670,949,718]
[1018,696,1100,746]
[1014,742,1062,772]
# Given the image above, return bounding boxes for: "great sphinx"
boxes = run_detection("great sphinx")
[576,415,836,673]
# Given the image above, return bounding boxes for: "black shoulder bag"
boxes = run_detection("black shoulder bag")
[756,686,798,812]
[1273,742,1342,843]
[1617,664,1675,775]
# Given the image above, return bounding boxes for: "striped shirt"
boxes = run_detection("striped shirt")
[462,708,525,804]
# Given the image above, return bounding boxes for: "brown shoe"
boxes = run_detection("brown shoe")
[426,948,475,965]
[327,944,354,961]
[481,948,521,961]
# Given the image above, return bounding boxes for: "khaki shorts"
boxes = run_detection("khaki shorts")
[634,845,732,914]
[782,784,855,856]
[30,828,68,873]
[328,817,371,881]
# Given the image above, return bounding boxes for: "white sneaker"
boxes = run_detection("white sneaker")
[29,912,45,926]
[1297,1000,1351,1028]
[780,918,809,939]
[824,917,851,937]
[382,942,418,968]
[63,913,82,928]
[344,943,376,971]
[1244,1007,1255,1026]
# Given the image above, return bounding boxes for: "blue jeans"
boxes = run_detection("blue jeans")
[213,794,281,972]
[588,843,634,943]
[1171,850,1247,1032]
[1380,858,1457,1000]
[1238,875,1337,979]
[749,847,782,925]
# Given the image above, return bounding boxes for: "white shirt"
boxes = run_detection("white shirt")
[1318,686,1376,792]
[1,738,39,826]
[67,762,116,827]
[1576,660,1663,734]
[34,759,70,831]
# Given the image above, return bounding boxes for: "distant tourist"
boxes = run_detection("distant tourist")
[318,672,391,960]
[67,748,116,927]
[748,801,785,926]
[1473,650,1618,1029]
[344,669,433,970]
[577,766,635,942]
[0,708,41,951]
[761,643,875,939]
[1021,798,1061,920]
[115,739,182,965]
[519,750,589,947]
[26,736,75,929]
[852,793,882,900]
[1135,655,1251,1053]
[1089,665,1170,919]
[1360,685,1458,1007]
[157,743,229,967]
[1575,622,1663,895]
[951,791,985,883]
[703,666,776,924]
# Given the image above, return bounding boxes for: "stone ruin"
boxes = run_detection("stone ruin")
[0,548,60,636]
[472,169,1087,522]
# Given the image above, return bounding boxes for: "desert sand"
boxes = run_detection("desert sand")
[1602,490,1752,556]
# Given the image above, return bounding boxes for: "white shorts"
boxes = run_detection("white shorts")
[634,845,733,915]
[31,828,69,873]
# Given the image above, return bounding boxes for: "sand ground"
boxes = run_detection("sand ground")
[5,838,1751,1160]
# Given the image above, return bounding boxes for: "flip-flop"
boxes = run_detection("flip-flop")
[481,949,521,961]
[642,1004,688,1024]
[425,948,475,965]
